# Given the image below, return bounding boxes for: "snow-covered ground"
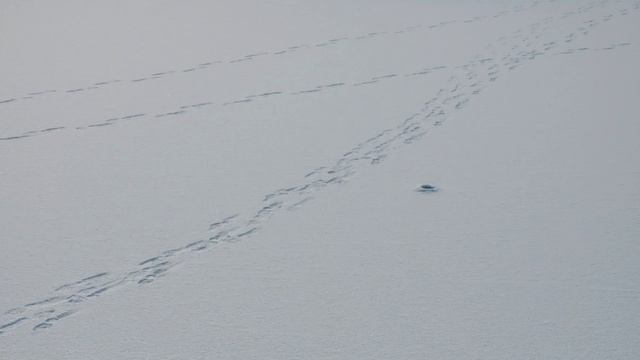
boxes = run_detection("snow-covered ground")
[1,0,639,358]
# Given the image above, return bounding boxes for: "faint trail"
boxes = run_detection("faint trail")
[1,40,631,142]
[0,0,549,110]
[1,0,637,337]
[1,65,450,141]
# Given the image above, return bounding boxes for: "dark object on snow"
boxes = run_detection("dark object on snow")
[417,184,438,193]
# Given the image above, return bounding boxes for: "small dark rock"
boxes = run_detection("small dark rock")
[417,184,439,193]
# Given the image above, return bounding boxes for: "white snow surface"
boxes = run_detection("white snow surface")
[1,0,639,358]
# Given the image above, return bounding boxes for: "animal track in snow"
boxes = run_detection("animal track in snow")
[1,0,637,337]
[0,65,452,141]
[0,1,555,110]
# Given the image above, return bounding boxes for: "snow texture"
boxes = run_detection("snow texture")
[1,0,639,358]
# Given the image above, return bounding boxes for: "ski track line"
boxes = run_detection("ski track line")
[0,0,637,337]
[0,0,556,110]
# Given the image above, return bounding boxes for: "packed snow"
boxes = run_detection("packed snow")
[1,0,639,358]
